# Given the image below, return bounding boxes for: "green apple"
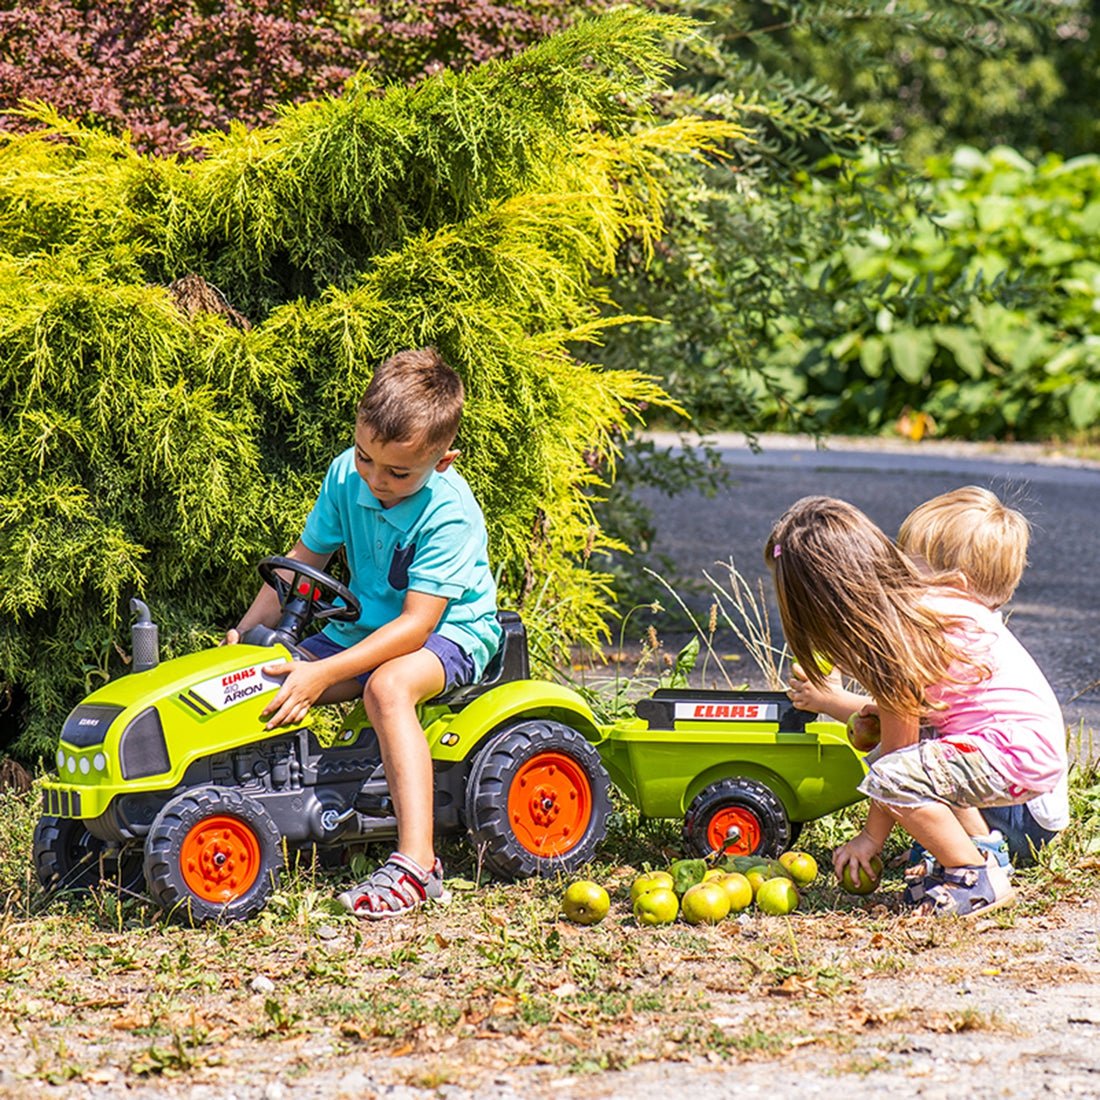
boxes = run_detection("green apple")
[755,876,800,915]
[633,887,679,926]
[839,855,884,896]
[562,880,610,925]
[778,850,819,887]
[680,882,731,925]
[714,872,753,913]
[629,870,675,904]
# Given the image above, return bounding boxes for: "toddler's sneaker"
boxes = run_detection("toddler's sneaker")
[917,851,1016,919]
[337,853,451,920]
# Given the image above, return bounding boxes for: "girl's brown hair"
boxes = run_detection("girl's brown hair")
[765,496,975,716]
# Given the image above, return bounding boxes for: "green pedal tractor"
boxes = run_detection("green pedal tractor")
[35,558,868,922]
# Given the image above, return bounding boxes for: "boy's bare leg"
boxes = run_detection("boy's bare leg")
[362,650,446,872]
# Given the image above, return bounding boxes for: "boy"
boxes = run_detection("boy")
[788,486,1069,867]
[227,348,501,918]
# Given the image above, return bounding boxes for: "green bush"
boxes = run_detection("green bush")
[767,145,1100,439]
[0,11,737,761]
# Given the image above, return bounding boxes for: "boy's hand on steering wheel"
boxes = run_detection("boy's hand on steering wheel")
[261,658,331,729]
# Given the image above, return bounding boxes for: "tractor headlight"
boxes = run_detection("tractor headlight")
[118,707,170,780]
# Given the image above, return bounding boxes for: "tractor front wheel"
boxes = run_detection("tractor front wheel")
[33,816,144,894]
[143,788,283,923]
[682,777,790,859]
[464,719,611,881]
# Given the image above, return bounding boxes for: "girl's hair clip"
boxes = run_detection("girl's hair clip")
[772,543,782,558]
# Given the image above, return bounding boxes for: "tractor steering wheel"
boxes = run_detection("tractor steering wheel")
[251,556,361,646]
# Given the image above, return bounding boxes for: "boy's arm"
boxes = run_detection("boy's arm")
[225,540,332,644]
[260,590,448,729]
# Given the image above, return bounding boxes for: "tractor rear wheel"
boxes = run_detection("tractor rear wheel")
[33,816,144,894]
[682,777,790,859]
[144,787,283,923]
[464,719,611,881]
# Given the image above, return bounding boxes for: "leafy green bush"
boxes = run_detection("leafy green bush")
[768,145,1100,439]
[0,11,737,761]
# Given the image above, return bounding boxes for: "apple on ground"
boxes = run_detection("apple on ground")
[633,887,679,926]
[778,850,819,886]
[630,870,675,904]
[562,880,611,925]
[680,882,731,925]
[714,872,753,912]
[755,876,800,915]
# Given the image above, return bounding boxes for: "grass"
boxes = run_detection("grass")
[3,620,1100,1091]
[2,755,1099,1092]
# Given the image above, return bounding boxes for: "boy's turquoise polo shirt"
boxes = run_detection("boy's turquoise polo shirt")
[301,447,501,679]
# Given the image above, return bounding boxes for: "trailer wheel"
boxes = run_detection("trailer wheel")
[33,816,144,894]
[144,788,283,923]
[682,777,790,859]
[465,719,611,881]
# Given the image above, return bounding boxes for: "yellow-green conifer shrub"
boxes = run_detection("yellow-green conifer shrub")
[0,11,745,759]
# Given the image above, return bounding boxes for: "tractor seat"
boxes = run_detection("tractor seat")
[436,611,529,706]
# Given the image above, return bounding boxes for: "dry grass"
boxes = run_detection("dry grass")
[2,770,1099,1094]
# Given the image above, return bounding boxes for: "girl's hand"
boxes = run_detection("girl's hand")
[261,659,332,729]
[832,829,883,884]
[787,661,843,713]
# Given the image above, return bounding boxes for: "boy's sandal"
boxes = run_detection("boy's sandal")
[917,863,1016,919]
[337,853,451,920]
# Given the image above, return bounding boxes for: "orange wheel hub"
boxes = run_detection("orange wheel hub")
[180,815,261,902]
[507,752,592,857]
[706,806,761,856]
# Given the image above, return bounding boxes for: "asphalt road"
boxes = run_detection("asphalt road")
[633,432,1100,742]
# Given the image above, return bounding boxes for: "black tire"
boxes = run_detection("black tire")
[681,777,791,859]
[143,787,284,924]
[33,816,144,894]
[464,719,611,881]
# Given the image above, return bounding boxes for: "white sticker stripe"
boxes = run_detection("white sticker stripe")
[673,701,779,722]
[190,665,284,712]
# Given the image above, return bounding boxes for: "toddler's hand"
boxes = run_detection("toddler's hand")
[832,830,882,884]
[222,627,241,646]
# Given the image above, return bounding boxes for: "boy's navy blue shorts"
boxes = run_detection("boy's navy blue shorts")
[298,631,476,694]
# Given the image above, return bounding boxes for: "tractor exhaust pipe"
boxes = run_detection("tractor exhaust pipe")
[130,598,160,673]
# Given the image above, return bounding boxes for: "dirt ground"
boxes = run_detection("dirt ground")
[2,874,1097,1100]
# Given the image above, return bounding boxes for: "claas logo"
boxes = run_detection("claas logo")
[672,701,779,722]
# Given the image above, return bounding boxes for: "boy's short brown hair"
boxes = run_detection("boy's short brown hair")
[897,486,1030,609]
[357,347,463,452]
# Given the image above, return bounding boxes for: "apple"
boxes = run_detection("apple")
[714,872,753,913]
[630,870,675,904]
[562,880,610,925]
[847,711,882,753]
[680,882,731,925]
[839,855,884,896]
[778,850,819,887]
[755,876,800,915]
[633,886,679,926]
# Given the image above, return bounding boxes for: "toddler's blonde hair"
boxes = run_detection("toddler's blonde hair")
[898,486,1029,610]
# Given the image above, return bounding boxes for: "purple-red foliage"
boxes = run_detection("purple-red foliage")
[354,0,614,83]
[0,0,368,156]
